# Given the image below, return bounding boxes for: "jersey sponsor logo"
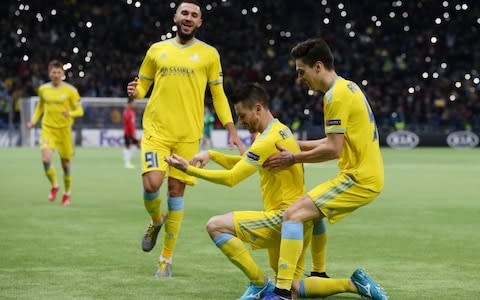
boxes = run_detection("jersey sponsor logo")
[446,131,479,148]
[386,130,419,149]
[247,151,260,161]
[326,119,341,126]
[159,66,195,76]
[160,53,168,59]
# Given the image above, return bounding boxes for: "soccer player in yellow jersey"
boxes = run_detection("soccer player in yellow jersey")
[165,83,310,299]
[126,0,243,277]
[166,83,379,300]
[27,60,84,207]
[263,38,388,300]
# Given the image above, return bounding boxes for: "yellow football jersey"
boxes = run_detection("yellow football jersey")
[187,119,305,211]
[323,77,384,192]
[136,38,232,142]
[244,119,305,211]
[34,82,81,128]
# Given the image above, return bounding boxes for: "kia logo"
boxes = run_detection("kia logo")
[386,130,419,149]
[446,131,479,148]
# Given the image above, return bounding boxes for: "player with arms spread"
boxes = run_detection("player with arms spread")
[126,0,243,277]
[27,59,84,207]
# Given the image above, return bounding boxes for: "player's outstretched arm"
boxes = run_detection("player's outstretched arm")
[207,150,242,170]
[165,154,190,172]
[263,144,296,171]
[298,138,326,151]
[264,134,344,170]
[166,154,256,187]
[190,151,211,168]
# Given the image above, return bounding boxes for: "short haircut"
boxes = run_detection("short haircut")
[48,60,63,71]
[291,38,334,70]
[177,0,201,11]
[230,83,270,109]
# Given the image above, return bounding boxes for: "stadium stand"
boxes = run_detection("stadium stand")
[1,0,479,135]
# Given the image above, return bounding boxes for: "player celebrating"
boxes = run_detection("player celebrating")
[123,98,140,169]
[166,83,382,300]
[27,59,84,206]
[126,0,243,277]
[263,38,387,300]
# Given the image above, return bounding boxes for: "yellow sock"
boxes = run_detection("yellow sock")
[311,219,327,273]
[44,163,58,186]
[63,174,72,193]
[214,233,264,285]
[143,190,162,223]
[277,221,304,290]
[161,197,184,260]
[298,277,356,298]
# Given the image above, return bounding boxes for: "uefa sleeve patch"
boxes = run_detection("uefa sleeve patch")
[326,119,341,126]
[247,151,260,161]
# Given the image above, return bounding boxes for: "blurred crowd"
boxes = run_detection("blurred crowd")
[1,0,479,133]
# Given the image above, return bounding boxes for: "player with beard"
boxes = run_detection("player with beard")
[127,0,244,278]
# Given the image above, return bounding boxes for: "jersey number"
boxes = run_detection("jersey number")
[145,152,159,168]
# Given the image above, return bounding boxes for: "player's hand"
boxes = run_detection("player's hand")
[190,151,211,168]
[164,153,189,172]
[63,110,70,117]
[263,143,296,171]
[230,132,246,154]
[226,124,245,154]
[26,121,34,129]
[127,77,139,98]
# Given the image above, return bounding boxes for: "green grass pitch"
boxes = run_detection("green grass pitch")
[1,147,479,299]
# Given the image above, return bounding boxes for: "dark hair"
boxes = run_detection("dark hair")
[230,83,270,109]
[48,60,63,70]
[177,0,201,10]
[291,38,334,70]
